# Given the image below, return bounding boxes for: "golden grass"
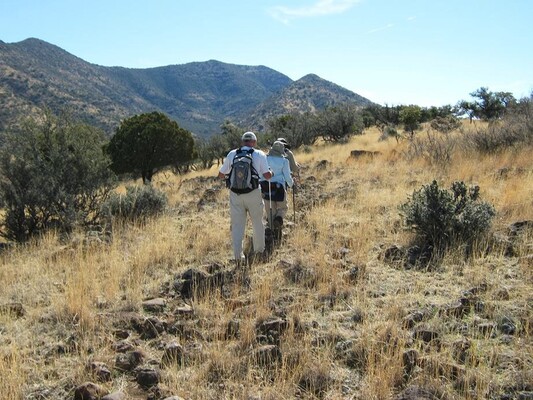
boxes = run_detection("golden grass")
[0,126,532,399]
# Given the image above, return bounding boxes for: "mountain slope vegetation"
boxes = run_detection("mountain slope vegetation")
[0,38,372,137]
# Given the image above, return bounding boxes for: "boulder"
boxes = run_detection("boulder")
[73,382,107,400]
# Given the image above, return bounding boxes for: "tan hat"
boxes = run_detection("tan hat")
[269,140,285,156]
[241,131,257,141]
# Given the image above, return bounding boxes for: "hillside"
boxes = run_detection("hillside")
[239,74,374,131]
[1,122,532,399]
[0,38,372,137]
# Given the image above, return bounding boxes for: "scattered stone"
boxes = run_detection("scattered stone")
[350,149,381,159]
[142,298,166,313]
[0,302,26,318]
[162,397,186,400]
[403,310,426,328]
[403,349,419,376]
[382,244,405,263]
[316,160,329,170]
[298,367,332,397]
[451,338,472,364]
[115,350,144,372]
[113,329,130,339]
[351,309,364,324]
[138,317,167,340]
[174,267,235,299]
[225,319,240,339]
[87,361,112,382]
[251,345,282,367]
[412,328,439,343]
[394,385,442,400]
[112,340,134,353]
[73,382,107,400]
[344,264,365,283]
[102,392,125,400]
[161,342,184,367]
[175,304,194,316]
[499,316,517,335]
[135,367,160,388]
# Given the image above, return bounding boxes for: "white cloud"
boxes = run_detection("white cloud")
[366,23,394,34]
[407,16,417,21]
[269,0,361,24]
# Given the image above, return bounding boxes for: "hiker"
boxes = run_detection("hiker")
[218,131,273,263]
[260,141,293,240]
[276,137,300,176]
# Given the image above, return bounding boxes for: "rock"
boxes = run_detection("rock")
[139,317,167,339]
[412,328,439,343]
[251,345,282,367]
[394,385,442,400]
[87,361,112,382]
[112,340,134,353]
[345,265,365,283]
[350,149,381,158]
[403,311,426,328]
[0,302,26,318]
[403,349,419,376]
[298,368,332,397]
[73,382,107,400]
[256,317,289,345]
[316,160,329,170]
[499,316,517,335]
[142,298,166,313]
[162,397,186,400]
[161,342,184,367]
[382,244,405,263]
[225,319,240,339]
[452,338,472,364]
[102,392,125,400]
[115,350,144,371]
[113,329,130,339]
[135,367,160,388]
[175,304,194,316]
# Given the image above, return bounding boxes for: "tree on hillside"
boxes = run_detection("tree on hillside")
[316,105,364,142]
[0,111,115,242]
[106,112,195,184]
[456,87,516,121]
[399,105,422,138]
[268,112,319,149]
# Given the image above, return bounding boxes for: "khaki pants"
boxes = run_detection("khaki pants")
[230,189,265,260]
[264,190,288,227]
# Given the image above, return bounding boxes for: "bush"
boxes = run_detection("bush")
[0,112,115,242]
[400,180,495,256]
[101,185,167,222]
[430,115,461,133]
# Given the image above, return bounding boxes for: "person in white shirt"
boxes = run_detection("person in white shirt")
[260,141,293,238]
[218,132,273,263]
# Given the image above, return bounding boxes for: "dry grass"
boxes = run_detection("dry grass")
[0,126,532,399]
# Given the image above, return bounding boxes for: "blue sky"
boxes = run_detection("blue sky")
[1,0,532,106]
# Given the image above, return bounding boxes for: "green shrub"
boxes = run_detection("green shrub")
[400,180,495,255]
[101,185,167,222]
[0,112,115,242]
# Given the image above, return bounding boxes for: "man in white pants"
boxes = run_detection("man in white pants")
[218,132,273,263]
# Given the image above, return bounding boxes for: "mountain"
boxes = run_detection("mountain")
[239,74,374,131]
[0,38,373,137]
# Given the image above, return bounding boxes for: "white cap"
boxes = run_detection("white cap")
[241,131,257,141]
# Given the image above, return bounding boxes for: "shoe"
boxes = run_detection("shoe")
[273,216,283,227]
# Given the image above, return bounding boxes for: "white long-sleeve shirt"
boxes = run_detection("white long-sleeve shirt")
[262,155,293,188]
[219,146,270,177]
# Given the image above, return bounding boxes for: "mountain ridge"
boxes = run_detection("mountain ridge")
[0,38,373,137]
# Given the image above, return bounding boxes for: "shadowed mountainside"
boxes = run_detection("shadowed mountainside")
[0,38,372,137]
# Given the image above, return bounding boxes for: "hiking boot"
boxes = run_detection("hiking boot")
[273,216,283,242]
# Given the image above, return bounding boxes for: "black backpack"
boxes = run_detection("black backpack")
[229,148,259,194]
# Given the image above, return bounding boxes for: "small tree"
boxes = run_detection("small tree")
[0,111,115,242]
[457,87,516,121]
[399,105,422,138]
[106,112,195,184]
[317,105,364,142]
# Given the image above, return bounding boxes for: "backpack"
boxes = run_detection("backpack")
[229,148,259,194]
